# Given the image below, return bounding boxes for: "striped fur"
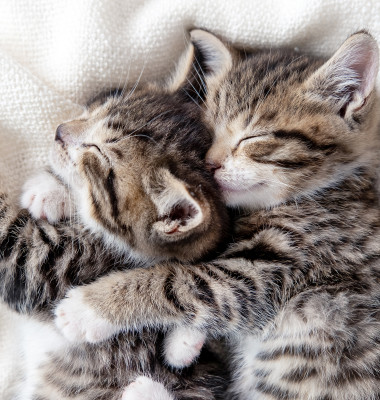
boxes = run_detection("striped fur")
[0,82,231,398]
[56,31,380,399]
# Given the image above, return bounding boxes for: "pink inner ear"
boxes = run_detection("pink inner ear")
[161,200,199,235]
[342,37,379,99]
[171,202,198,225]
[165,224,180,234]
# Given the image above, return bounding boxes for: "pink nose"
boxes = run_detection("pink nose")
[55,124,68,143]
[206,160,222,173]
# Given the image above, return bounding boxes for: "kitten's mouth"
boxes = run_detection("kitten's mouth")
[217,181,266,194]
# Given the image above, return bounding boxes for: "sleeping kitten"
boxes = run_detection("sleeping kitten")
[0,75,230,399]
[55,29,380,399]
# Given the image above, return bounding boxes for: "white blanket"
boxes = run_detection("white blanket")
[0,0,379,395]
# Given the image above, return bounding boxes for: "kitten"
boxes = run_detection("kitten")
[55,29,380,399]
[0,76,230,399]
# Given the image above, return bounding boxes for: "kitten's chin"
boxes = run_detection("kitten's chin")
[222,184,283,210]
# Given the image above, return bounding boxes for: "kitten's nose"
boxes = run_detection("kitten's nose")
[55,124,73,144]
[206,160,221,173]
[55,124,66,143]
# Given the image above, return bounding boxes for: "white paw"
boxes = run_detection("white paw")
[54,287,121,343]
[122,376,174,400]
[21,170,73,223]
[163,327,206,368]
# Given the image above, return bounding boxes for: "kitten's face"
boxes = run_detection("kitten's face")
[50,88,228,262]
[196,32,379,209]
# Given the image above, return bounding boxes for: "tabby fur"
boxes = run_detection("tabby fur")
[55,30,380,400]
[0,82,230,399]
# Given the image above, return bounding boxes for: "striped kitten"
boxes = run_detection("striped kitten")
[55,30,380,399]
[1,78,231,399]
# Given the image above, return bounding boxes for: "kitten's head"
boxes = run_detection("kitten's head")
[50,84,228,262]
[187,30,379,209]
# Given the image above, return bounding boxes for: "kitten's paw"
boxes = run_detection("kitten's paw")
[163,327,206,368]
[122,376,174,400]
[54,288,121,343]
[21,171,72,223]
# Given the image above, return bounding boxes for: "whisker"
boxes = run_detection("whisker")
[181,88,202,110]
[125,61,147,101]
[185,77,205,105]
[192,57,208,95]
[120,62,132,98]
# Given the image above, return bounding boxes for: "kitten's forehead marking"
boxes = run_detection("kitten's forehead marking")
[214,113,265,149]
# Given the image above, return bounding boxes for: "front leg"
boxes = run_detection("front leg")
[54,250,304,341]
[56,283,206,368]
[54,265,179,343]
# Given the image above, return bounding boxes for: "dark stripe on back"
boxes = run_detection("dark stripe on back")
[38,226,54,246]
[38,239,67,303]
[226,241,296,266]
[282,365,318,382]
[235,222,304,244]
[0,213,29,260]
[333,359,380,386]
[3,241,28,310]
[63,245,85,286]
[256,380,295,399]
[257,344,323,361]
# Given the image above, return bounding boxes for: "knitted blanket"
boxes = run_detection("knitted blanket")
[0,0,379,396]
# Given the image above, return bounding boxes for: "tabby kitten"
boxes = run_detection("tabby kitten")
[0,78,230,399]
[55,30,380,399]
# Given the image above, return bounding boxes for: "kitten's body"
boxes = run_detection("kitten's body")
[0,83,230,399]
[55,31,380,399]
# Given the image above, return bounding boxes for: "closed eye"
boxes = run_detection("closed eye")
[82,143,112,165]
[81,143,102,153]
[236,133,269,148]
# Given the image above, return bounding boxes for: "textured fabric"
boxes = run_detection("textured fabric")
[0,0,379,395]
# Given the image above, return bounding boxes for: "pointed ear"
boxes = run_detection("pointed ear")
[167,29,233,93]
[190,29,233,80]
[145,169,208,238]
[305,31,379,117]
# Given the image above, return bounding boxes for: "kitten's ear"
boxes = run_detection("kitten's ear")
[305,31,379,118]
[167,29,233,93]
[145,169,208,239]
[190,29,233,80]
